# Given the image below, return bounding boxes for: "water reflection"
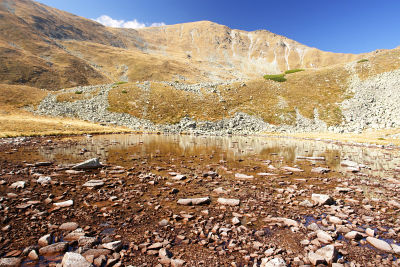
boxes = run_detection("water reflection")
[37,134,400,177]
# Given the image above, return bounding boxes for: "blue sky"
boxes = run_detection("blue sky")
[37,0,400,54]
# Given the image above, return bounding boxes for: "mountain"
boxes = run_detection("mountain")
[1,0,366,89]
[2,0,400,137]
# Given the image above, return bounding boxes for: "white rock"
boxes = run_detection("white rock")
[308,245,338,265]
[235,173,254,179]
[365,228,375,237]
[344,231,363,240]
[177,197,210,205]
[366,237,393,253]
[217,198,240,206]
[61,252,92,267]
[232,217,240,225]
[391,243,400,255]
[260,257,287,267]
[10,181,25,189]
[340,160,359,168]
[82,180,104,188]
[282,166,304,172]
[37,176,52,185]
[53,200,73,208]
[102,241,122,251]
[328,216,343,225]
[317,230,333,243]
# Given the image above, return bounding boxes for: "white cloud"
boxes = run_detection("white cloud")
[93,15,165,29]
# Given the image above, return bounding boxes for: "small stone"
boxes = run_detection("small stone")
[308,245,337,265]
[72,158,102,169]
[177,197,210,205]
[39,242,68,255]
[344,231,363,240]
[391,244,400,255]
[159,248,172,259]
[235,173,254,179]
[78,237,98,247]
[171,259,185,267]
[10,181,25,189]
[53,200,73,208]
[61,252,92,267]
[217,198,240,206]
[260,257,287,267]
[38,234,52,247]
[172,174,186,181]
[232,217,240,225]
[28,250,39,260]
[82,180,104,188]
[102,241,122,251]
[282,166,303,172]
[59,222,79,231]
[365,228,375,237]
[317,230,333,243]
[159,219,169,226]
[37,176,52,185]
[312,194,334,205]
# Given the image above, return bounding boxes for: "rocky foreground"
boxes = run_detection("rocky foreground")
[0,136,400,266]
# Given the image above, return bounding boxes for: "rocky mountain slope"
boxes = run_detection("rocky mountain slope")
[1,0,400,135]
[1,0,365,89]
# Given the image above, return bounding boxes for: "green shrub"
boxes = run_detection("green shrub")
[285,69,305,74]
[121,90,127,94]
[75,91,82,94]
[263,74,287,82]
[357,59,369,63]
[114,81,128,85]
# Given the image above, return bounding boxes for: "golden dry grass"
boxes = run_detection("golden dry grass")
[0,84,131,137]
[108,65,352,127]
[0,114,132,138]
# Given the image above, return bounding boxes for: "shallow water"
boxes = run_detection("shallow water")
[32,134,400,177]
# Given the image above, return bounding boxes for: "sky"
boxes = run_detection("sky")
[37,0,400,54]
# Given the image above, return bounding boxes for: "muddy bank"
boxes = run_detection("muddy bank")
[0,134,400,266]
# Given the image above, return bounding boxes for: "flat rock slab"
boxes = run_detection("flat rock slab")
[177,197,210,205]
[72,158,102,170]
[53,200,74,208]
[61,252,92,267]
[235,173,254,179]
[82,180,104,188]
[366,237,393,253]
[39,242,68,255]
[217,198,240,206]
